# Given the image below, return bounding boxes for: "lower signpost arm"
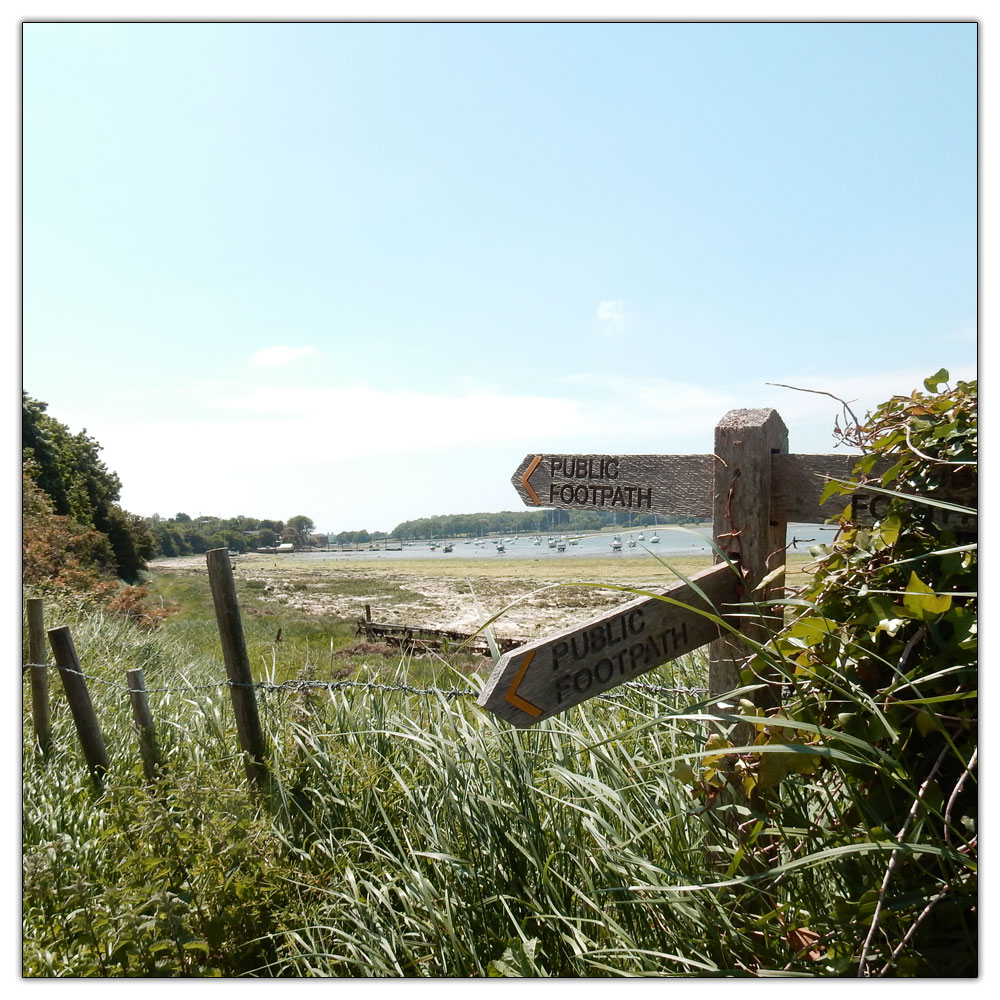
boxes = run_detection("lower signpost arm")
[478,562,740,727]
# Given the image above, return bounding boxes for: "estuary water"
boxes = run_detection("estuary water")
[297,522,839,564]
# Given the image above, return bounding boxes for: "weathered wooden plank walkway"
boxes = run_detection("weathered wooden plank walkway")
[356,617,523,656]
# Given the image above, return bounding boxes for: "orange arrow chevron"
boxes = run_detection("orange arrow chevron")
[504,649,542,717]
[520,455,543,505]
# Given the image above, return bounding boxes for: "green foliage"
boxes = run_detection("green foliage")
[23,393,153,583]
[727,372,977,975]
[23,772,288,976]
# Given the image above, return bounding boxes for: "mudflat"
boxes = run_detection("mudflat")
[151,551,814,645]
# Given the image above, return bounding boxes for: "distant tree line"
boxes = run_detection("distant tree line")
[389,508,702,540]
[146,517,399,554]
[329,529,390,546]
[150,507,706,556]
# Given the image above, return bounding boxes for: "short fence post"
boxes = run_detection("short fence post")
[126,668,160,782]
[47,625,111,791]
[206,548,269,790]
[26,598,51,755]
[709,408,789,720]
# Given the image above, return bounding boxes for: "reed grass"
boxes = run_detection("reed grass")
[22,566,973,977]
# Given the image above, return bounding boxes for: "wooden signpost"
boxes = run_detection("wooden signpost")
[481,407,977,728]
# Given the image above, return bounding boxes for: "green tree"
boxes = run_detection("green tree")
[151,523,178,557]
[223,531,249,554]
[286,515,315,547]
[23,392,148,582]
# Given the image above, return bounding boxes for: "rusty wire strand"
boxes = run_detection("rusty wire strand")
[22,661,708,701]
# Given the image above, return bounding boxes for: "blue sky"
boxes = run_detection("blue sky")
[21,19,978,534]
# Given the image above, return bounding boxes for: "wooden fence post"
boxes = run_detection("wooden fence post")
[206,548,269,790]
[47,625,111,790]
[26,598,51,755]
[709,408,789,713]
[126,668,161,782]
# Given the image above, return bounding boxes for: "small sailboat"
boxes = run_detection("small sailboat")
[650,532,660,543]
[610,538,622,551]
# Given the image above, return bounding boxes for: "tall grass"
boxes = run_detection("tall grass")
[22,582,972,976]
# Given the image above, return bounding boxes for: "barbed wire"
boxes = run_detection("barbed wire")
[22,661,708,702]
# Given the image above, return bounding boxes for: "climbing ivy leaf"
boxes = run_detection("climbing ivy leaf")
[903,571,952,618]
[924,368,950,391]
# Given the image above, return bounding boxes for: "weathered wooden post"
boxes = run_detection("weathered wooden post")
[26,598,52,755]
[206,548,269,790]
[47,626,111,790]
[709,408,788,712]
[126,668,161,782]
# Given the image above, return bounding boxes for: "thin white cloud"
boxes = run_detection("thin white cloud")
[596,300,625,337]
[248,345,317,367]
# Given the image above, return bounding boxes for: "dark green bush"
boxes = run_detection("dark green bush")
[740,371,977,975]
